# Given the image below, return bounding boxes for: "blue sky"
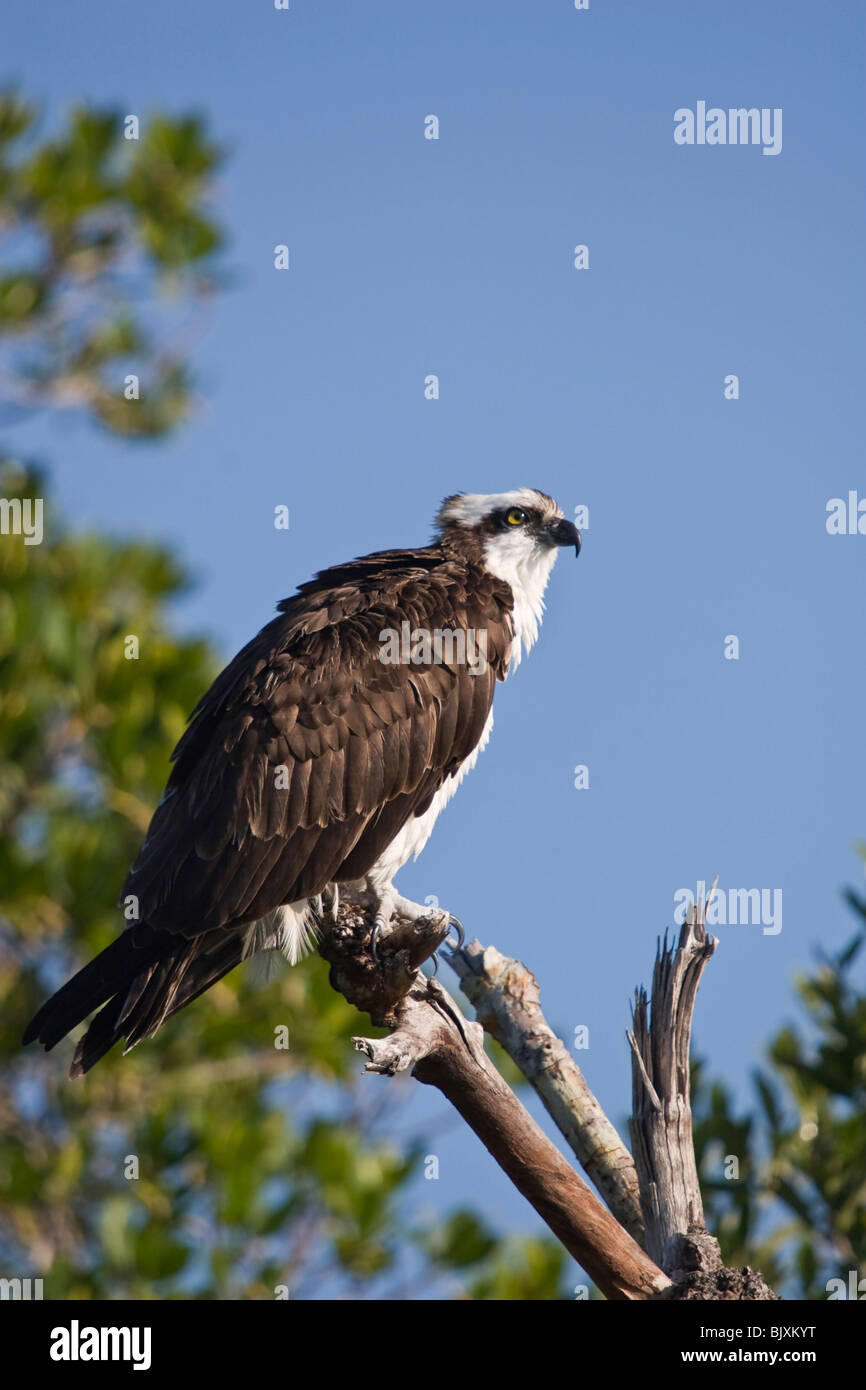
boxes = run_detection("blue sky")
[4,0,865,1280]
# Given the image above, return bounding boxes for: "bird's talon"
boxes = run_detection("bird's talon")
[370,917,387,962]
[447,914,465,950]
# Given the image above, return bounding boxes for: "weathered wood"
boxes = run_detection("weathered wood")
[319,897,672,1301]
[318,886,778,1301]
[627,904,716,1271]
[627,898,779,1299]
[448,938,645,1244]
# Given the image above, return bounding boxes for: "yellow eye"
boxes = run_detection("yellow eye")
[505,507,527,526]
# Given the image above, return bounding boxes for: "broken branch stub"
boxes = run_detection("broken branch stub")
[628,906,716,1272]
[627,900,778,1299]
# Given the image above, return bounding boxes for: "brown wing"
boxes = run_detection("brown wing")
[124,549,512,936]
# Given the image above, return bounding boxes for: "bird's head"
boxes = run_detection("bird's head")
[433,490,580,664]
[434,487,580,571]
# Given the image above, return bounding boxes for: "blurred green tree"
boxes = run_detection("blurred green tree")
[0,89,223,435]
[692,873,866,1300]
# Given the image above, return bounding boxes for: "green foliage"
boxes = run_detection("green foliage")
[422,1209,568,1299]
[693,873,866,1299]
[0,90,224,436]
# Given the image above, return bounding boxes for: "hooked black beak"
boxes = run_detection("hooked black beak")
[546,517,581,557]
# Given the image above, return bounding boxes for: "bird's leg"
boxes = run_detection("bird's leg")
[390,895,464,952]
[369,884,400,958]
[368,884,463,961]
[320,883,340,924]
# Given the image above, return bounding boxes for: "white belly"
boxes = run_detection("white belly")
[364,709,494,890]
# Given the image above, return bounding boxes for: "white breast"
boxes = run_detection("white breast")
[482,532,560,669]
[364,708,495,888]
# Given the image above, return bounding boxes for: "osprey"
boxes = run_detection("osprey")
[24,489,580,1074]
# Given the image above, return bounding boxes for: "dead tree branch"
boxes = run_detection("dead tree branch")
[627,904,716,1271]
[320,885,778,1300]
[448,938,644,1244]
[318,895,671,1301]
[627,898,778,1299]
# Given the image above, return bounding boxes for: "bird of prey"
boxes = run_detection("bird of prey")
[24,489,580,1074]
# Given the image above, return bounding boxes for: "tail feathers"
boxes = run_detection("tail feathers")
[158,934,249,1022]
[22,926,162,1051]
[24,925,247,1076]
[69,996,126,1078]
